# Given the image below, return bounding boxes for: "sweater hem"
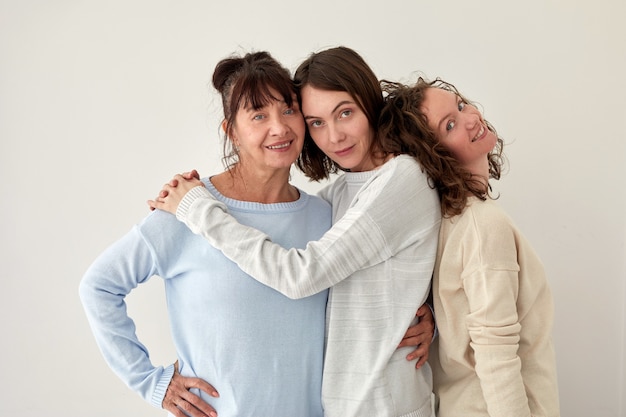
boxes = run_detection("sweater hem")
[398,399,434,417]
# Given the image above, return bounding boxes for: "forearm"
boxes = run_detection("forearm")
[472,345,530,416]
[79,230,172,406]
[466,269,531,416]
[176,158,439,299]
[177,187,388,298]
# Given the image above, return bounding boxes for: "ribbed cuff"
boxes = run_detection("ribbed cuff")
[176,186,212,221]
[151,363,175,409]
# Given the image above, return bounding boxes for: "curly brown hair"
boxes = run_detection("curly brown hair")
[378,78,505,217]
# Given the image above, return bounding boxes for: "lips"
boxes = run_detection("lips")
[266,140,293,150]
[471,125,486,142]
[334,145,354,157]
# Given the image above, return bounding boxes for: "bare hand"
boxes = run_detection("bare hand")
[149,170,201,211]
[148,171,204,214]
[162,361,220,417]
[398,304,435,369]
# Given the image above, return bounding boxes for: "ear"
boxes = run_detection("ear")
[223,120,240,148]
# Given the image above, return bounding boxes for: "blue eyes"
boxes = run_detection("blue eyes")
[445,100,467,131]
[252,107,297,121]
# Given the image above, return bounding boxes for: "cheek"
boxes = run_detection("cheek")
[293,121,305,141]
[441,138,466,160]
[309,130,327,150]
[362,128,375,147]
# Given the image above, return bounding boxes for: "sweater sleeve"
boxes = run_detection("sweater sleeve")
[176,157,440,299]
[462,207,532,417]
[78,226,174,409]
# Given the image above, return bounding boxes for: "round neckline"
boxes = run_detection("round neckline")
[204,178,308,212]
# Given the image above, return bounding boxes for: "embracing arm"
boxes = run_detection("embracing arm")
[151,158,440,299]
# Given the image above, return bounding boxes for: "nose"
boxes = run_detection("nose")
[328,124,345,144]
[463,110,481,129]
[270,115,290,137]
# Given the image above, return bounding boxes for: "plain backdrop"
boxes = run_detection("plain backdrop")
[1,1,625,416]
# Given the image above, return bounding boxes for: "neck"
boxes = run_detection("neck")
[464,158,490,192]
[211,164,298,204]
[355,149,393,172]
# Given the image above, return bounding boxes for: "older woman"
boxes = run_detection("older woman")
[80,51,331,417]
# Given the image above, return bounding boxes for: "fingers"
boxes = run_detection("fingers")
[149,171,201,213]
[399,313,433,347]
[147,199,158,211]
[414,350,429,369]
[400,303,436,367]
[405,342,427,361]
[182,169,200,180]
[147,183,174,211]
[415,304,429,317]
[163,370,219,417]
[403,334,430,369]
[398,329,427,348]
[415,304,435,338]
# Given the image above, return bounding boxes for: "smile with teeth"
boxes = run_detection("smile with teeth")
[266,140,292,150]
[472,125,485,142]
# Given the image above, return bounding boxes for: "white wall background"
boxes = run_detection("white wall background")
[1,1,624,416]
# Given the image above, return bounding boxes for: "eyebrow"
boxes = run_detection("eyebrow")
[435,94,459,132]
[436,111,452,133]
[304,100,354,120]
[243,97,289,113]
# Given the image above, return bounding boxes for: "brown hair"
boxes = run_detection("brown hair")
[293,46,385,181]
[212,51,296,169]
[379,78,505,217]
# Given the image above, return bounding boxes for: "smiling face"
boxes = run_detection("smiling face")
[229,89,305,173]
[421,87,497,177]
[300,86,376,172]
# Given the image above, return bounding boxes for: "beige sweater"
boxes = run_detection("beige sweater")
[430,197,560,417]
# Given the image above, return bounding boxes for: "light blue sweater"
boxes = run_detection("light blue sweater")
[79,180,330,417]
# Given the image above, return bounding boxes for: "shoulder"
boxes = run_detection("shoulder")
[463,198,513,230]
[300,189,330,207]
[446,198,509,231]
[298,189,332,216]
[317,174,346,203]
[375,155,431,190]
[355,155,440,221]
[445,199,519,264]
[137,209,196,245]
[391,154,426,174]
[381,155,437,201]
